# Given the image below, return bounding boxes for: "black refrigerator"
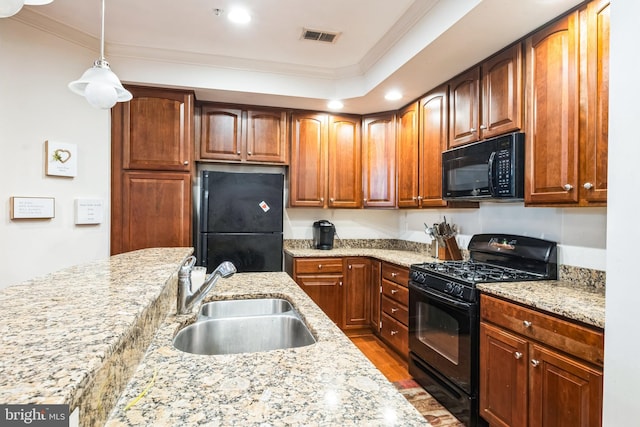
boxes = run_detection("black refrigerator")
[199,171,284,273]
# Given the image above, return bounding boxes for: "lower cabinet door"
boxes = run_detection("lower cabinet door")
[296,274,343,326]
[529,343,603,427]
[380,312,408,357]
[480,322,528,427]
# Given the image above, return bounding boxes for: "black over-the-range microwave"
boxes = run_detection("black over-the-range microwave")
[442,132,525,202]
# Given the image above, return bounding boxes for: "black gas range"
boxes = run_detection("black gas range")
[407,234,557,427]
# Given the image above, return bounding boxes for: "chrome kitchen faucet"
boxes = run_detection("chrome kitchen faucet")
[177,256,237,315]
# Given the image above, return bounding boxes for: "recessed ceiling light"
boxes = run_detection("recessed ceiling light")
[228,8,251,24]
[385,90,402,101]
[327,100,344,110]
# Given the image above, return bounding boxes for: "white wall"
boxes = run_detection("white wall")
[602,1,640,424]
[0,19,110,288]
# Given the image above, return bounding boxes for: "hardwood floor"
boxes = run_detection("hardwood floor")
[348,332,411,382]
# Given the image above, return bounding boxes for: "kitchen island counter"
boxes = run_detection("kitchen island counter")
[105,271,428,426]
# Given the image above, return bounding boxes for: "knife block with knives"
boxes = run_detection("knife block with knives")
[429,219,463,261]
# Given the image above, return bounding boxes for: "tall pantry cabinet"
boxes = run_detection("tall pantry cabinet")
[111,86,194,255]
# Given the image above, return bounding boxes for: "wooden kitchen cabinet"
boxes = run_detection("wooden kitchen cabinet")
[448,67,481,147]
[199,104,288,164]
[343,257,371,329]
[418,85,449,208]
[118,86,193,171]
[480,294,604,427]
[448,43,523,148]
[525,1,609,206]
[287,256,344,325]
[396,102,420,208]
[362,112,397,208]
[379,262,409,358]
[370,260,382,333]
[289,112,361,208]
[111,86,194,255]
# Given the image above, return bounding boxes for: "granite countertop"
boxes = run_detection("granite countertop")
[105,272,428,426]
[477,281,606,329]
[284,247,433,268]
[285,247,606,329]
[0,248,194,426]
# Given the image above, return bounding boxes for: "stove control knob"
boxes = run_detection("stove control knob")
[453,284,463,296]
[445,282,454,293]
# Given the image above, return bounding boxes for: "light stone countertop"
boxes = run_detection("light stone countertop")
[285,247,606,329]
[0,247,194,426]
[105,272,428,426]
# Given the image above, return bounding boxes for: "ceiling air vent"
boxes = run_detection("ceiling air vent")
[301,28,341,44]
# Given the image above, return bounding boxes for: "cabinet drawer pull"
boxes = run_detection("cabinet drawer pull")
[318,264,322,269]
[390,330,398,336]
[523,320,532,328]
[391,289,398,295]
[391,308,398,313]
[391,272,398,277]
[531,359,540,367]
[514,351,523,360]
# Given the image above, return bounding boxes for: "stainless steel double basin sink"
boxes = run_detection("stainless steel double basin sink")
[173,298,316,355]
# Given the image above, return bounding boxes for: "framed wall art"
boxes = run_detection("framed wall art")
[45,140,77,177]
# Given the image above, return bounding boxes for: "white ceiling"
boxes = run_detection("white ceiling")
[15,0,584,114]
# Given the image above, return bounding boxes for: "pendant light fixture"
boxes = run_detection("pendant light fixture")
[68,0,132,109]
[0,0,53,18]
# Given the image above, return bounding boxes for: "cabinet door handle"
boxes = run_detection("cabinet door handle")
[523,320,532,328]
[417,196,423,200]
[330,198,335,203]
[470,128,476,132]
[318,264,322,269]
[348,265,352,270]
[183,160,189,165]
[583,182,594,190]
[390,330,398,336]
[236,151,241,155]
[247,151,252,155]
[320,197,324,203]
[514,351,523,359]
[531,359,540,367]
[480,124,487,130]
[339,281,343,287]
[563,184,573,191]
[391,289,398,295]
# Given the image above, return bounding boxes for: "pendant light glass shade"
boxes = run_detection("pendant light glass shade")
[0,0,53,18]
[68,0,132,109]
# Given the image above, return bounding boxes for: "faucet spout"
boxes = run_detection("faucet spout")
[177,257,237,315]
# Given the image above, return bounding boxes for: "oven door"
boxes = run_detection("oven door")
[408,281,478,395]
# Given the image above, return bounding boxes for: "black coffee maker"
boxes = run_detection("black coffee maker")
[312,220,336,250]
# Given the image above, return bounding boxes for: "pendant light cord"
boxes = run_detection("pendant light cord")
[99,0,105,61]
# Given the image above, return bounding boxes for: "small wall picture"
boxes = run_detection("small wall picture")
[45,140,77,177]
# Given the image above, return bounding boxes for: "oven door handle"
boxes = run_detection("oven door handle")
[410,282,473,310]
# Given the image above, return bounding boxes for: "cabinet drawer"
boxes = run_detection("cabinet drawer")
[380,311,408,357]
[295,258,343,274]
[381,295,408,326]
[480,294,605,366]
[381,279,408,305]
[381,263,409,285]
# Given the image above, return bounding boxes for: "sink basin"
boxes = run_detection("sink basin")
[173,314,316,355]
[199,298,294,319]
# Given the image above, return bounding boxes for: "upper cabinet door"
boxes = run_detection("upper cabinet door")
[448,67,480,147]
[245,109,288,164]
[199,105,244,161]
[362,113,397,208]
[582,0,609,204]
[524,11,580,204]
[396,102,420,208]
[328,114,362,208]
[481,43,523,139]
[419,85,449,208]
[120,86,193,171]
[290,112,328,207]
